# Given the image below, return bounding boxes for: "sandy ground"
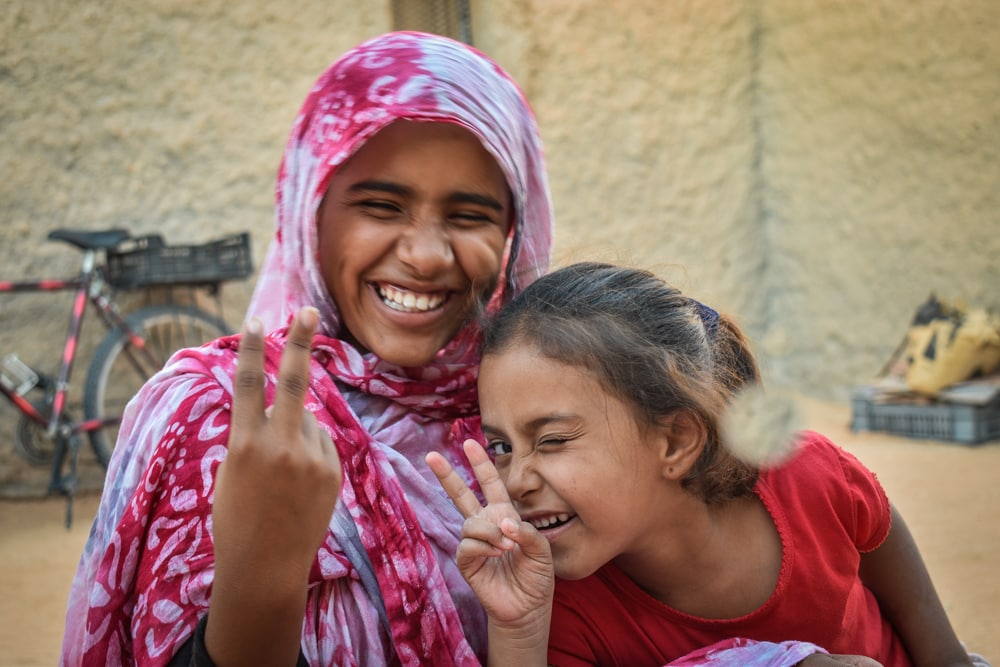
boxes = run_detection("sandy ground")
[0,397,997,667]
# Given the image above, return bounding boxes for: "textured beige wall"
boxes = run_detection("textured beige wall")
[2,1,999,486]
[754,1,1000,391]
[474,0,1000,397]
[477,2,761,302]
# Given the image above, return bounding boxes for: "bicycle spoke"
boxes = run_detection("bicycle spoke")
[84,305,230,467]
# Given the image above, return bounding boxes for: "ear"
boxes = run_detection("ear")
[653,410,707,481]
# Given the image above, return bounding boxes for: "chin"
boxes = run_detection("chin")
[374,344,445,368]
[553,560,601,582]
[373,329,466,367]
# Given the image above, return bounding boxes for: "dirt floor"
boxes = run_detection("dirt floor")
[0,397,997,666]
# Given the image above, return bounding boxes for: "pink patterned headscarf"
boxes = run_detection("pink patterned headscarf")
[62,31,552,666]
[247,30,552,336]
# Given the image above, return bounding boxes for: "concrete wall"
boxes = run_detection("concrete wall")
[2,0,998,489]
[753,0,1000,390]
[473,0,1000,395]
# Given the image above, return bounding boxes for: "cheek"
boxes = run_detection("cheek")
[456,233,507,286]
[316,236,346,294]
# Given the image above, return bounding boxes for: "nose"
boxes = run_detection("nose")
[398,216,453,278]
[501,453,542,502]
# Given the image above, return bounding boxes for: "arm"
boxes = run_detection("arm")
[427,440,554,667]
[858,504,972,667]
[205,308,343,666]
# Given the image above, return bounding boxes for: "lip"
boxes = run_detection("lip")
[534,516,577,544]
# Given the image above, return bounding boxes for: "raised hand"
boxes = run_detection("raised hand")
[426,440,554,627]
[207,307,343,666]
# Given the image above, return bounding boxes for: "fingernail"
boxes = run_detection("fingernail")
[301,306,319,329]
[245,318,262,335]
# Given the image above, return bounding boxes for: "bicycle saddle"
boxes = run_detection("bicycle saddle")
[48,229,131,250]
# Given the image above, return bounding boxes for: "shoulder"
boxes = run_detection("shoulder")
[106,338,243,480]
[761,430,891,552]
[767,430,876,488]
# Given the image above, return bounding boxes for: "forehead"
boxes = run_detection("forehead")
[337,121,502,179]
[479,345,615,422]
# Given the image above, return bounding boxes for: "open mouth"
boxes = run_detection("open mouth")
[528,513,575,531]
[376,283,448,313]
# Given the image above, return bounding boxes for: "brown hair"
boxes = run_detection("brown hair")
[480,262,760,503]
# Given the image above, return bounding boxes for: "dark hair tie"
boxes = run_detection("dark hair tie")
[690,299,719,341]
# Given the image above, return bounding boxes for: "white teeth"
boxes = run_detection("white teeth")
[378,284,446,313]
[529,513,571,530]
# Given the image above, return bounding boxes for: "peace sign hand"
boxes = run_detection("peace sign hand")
[427,440,554,629]
[213,307,343,590]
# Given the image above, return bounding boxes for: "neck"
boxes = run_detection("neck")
[612,493,779,619]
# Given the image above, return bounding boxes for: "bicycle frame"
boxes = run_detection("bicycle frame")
[2,229,243,527]
[0,250,155,442]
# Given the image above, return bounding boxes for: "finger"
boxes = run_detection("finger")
[426,451,485,519]
[308,412,343,472]
[318,429,343,480]
[500,518,551,563]
[231,317,266,430]
[456,536,505,562]
[462,516,515,551]
[463,439,512,506]
[271,306,318,434]
[305,412,344,492]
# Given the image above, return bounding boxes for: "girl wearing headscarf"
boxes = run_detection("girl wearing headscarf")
[61,31,552,666]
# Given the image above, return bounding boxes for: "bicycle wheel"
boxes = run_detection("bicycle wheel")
[84,305,231,468]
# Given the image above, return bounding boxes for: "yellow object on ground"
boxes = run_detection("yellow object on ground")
[904,299,1000,396]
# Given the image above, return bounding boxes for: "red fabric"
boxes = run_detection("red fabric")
[548,431,909,667]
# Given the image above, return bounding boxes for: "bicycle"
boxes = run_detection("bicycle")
[1,228,253,526]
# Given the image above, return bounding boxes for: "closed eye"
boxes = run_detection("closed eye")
[449,210,500,229]
[357,199,404,219]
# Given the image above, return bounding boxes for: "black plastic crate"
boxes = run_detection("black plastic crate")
[106,233,253,289]
[851,383,1000,445]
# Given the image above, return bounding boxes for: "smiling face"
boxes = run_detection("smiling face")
[317,120,512,367]
[479,341,680,581]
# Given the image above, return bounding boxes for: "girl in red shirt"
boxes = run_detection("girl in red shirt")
[429,262,986,667]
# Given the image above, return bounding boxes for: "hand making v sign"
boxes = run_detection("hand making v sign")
[427,440,554,666]
[208,306,343,665]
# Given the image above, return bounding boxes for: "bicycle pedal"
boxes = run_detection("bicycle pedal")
[1,353,39,395]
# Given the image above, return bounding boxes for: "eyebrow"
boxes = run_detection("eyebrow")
[483,413,580,436]
[348,179,506,212]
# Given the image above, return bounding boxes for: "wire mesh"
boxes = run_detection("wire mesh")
[392,0,472,44]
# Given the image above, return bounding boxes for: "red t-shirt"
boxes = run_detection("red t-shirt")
[548,431,911,667]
